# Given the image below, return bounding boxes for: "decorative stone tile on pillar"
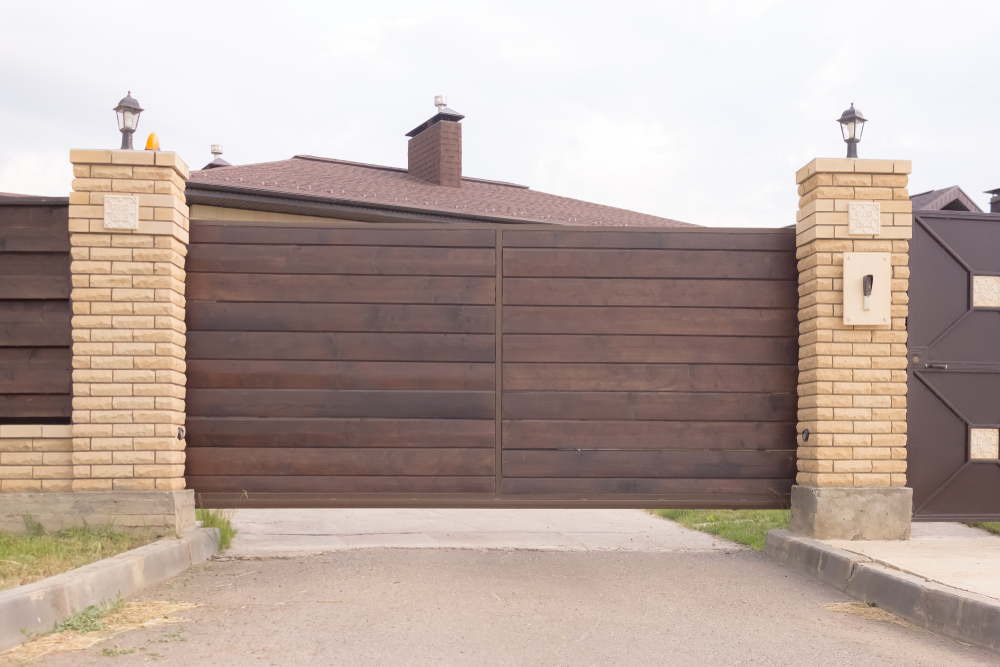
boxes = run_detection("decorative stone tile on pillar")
[68,149,189,494]
[789,157,913,540]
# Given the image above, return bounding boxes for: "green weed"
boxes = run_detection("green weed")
[195,508,238,550]
[55,595,125,634]
[651,509,790,550]
[967,522,1000,537]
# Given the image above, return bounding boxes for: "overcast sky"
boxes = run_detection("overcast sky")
[2,1,998,227]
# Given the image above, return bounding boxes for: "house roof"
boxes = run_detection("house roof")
[910,186,982,213]
[186,155,693,227]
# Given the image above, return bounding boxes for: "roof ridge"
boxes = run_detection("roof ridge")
[292,155,529,189]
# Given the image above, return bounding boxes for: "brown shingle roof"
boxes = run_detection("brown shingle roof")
[187,155,693,227]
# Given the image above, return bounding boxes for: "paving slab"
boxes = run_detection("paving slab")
[227,508,731,556]
[824,522,1000,602]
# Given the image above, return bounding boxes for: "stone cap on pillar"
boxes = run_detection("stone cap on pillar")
[796,158,911,184]
[70,150,190,181]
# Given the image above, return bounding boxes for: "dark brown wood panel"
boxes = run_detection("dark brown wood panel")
[503,364,795,392]
[188,332,496,362]
[503,230,794,251]
[187,360,494,391]
[186,476,496,494]
[502,420,794,451]
[503,306,796,336]
[0,276,70,300]
[0,206,69,252]
[186,447,495,476]
[0,301,72,346]
[504,278,795,307]
[1,204,71,423]
[187,389,495,419]
[503,392,795,422]
[502,450,796,479]
[187,303,495,333]
[0,394,71,419]
[185,418,495,448]
[501,477,795,495]
[184,221,799,508]
[188,273,495,304]
[190,225,496,248]
[187,244,495,276]
[504,249,795,279]
[504,335,796,364]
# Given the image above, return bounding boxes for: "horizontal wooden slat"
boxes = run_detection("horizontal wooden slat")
[186,447,495,476]
[502,420,795,450]
[0,276,70,300]
[504,335,796,364]
[190,225,496,248]
[504,249,795,279]
[503,306,796,336]
[0,207,69,252]
[0,347,72,368]
[501,477,794,496]
[0,300,72,346]
[187,244,495,276]
[503,364,796,392]
[186,475,495,494]
[187,389,495,419]
[186,418,495,448]
[504,278,795,307]
[0,253,70,276]
[188,360,493,391]
[187,274,495,304]
[502,230,794,251]
[187,303,495,333]
[503,392,795,421]
[502,450,797,479]
[188,332,495,362]
[0,346,72,392]
[0,394,71,419]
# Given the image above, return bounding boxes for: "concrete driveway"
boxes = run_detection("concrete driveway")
[29,510,1000,666]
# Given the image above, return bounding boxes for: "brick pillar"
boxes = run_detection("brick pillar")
[57,148,193,533]
[788,158,913,540]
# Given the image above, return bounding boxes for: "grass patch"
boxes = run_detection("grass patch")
[195,508,237,550]
[2,599,199,665]
[967,522,1000,537]
[651,509,790,550]
[0,517,157,592]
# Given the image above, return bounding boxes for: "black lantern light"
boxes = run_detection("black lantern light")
[837,103,866,158]
[113,92,144,150]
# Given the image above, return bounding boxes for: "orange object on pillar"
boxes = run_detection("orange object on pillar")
[144,132,160,150]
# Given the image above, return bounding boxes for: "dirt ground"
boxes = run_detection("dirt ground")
[24,548,1000,667]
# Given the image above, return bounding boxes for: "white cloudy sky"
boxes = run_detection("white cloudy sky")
[1,0,998,227]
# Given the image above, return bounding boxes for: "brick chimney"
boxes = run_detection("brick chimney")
[406,98,464,188]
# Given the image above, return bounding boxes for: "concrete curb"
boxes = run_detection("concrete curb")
[0,527,219,652]
[765,529,1000,654]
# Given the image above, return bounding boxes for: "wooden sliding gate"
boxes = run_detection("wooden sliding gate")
[185,222,798,508]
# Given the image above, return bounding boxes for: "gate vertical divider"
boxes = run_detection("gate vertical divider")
[494,227,504,494]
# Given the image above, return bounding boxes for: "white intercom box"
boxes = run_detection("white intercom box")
[843,252,892,325]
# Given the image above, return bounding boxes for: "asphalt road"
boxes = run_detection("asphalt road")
[31,548,999,666]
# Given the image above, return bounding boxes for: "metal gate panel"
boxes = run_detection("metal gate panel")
[908,211,1000,521]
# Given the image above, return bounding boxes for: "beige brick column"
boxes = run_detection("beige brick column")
[789,157,914,540]
[68,149,189,494]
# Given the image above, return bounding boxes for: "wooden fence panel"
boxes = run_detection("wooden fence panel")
[0,203,71,424]
[184,224,498,496]
[499,229,798,506]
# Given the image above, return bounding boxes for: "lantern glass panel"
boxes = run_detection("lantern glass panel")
[846,120,857,140]
[123,110,135,131]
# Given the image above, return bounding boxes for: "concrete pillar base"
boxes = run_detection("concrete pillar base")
[789,485,912,541]
[0,490,195,536]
